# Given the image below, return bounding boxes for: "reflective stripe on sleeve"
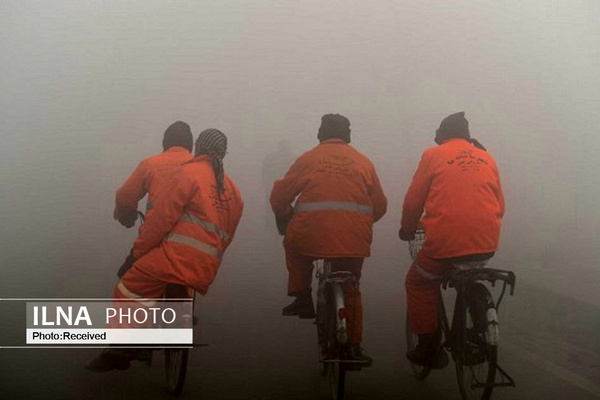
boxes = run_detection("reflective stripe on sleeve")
[166,233,222,259]
[294,201,373,216]
[179,213,230,241]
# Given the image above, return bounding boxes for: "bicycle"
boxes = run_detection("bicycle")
[405,228,517,400]
[128,211,196,397]
[315,260,369,400]
[162,284,195,396]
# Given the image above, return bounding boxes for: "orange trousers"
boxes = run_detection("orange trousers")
[284,241,364,344]
[405,252,491,335]
[110,263,192,329]
[405,253,454,335]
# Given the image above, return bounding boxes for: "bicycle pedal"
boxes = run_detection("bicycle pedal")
[345,364,362,371]
[431,348,449,370]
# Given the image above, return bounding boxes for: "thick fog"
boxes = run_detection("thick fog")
[0,1,599,397]
[1,0,598,299]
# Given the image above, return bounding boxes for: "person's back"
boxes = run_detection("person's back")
[134,152,243,294]
[400,111,505,367]
[270,113,387,365]
[113,121,193,227]
[276,139,387,258]
[402,138,504,259]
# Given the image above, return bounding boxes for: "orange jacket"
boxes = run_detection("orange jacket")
[132,155,243,294]
[271,139,387,258]
[113,147,192,220]
[401,138,505,259]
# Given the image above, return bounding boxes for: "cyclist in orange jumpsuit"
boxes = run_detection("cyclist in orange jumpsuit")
[87,129,243,372]
[113,121,193,227]
[112,121,193,278]
[270,114,387,365]
[399,112,505,367]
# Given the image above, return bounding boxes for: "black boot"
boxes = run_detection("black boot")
[349,345,373,368]
[85,349,131,372]
[282,291,315,319]
[406,333,438,367]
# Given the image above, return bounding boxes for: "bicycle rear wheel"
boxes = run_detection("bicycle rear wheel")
[165,348,189,396]
[455,283,497,400]
[325,359,345,400]
[405,309,432,380]
[324,287,346,400]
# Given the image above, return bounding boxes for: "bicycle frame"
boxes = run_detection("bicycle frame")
[437,267,516,390]
[317,261,355,346]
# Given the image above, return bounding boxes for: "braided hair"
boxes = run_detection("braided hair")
[195,128,228,196]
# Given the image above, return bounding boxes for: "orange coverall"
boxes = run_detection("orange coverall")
[402,138,505,334]
[271,139,387,343]
[115,155,244,302]
[113,147,192,220]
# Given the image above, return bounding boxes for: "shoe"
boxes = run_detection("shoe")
[461,342,486,366]
[85,350,131,372]
[431,347,449,370]
[349,345,373,368]
[282,291,315,319]
[406,333,438,367]
[125,348,152,363]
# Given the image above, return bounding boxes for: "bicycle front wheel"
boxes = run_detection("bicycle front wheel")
[455,283,497,400]
[165,348,189,396]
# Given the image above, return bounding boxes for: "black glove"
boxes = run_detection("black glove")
[398,227,415,241]
[117,250,136,278]
[118,211,138,229]
[275,215,291,236]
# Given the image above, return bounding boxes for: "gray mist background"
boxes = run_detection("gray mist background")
[0,1,599,398]
[1,0,598,301]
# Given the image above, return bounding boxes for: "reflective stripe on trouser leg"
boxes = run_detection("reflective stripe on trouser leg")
[116,281,158,308]
[110,276,164,329]
[405,261,444,335]
[411,262,442,280]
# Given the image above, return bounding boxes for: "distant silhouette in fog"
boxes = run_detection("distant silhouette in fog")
[262,140,295,235]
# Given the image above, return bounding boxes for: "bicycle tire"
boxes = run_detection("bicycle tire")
[405,309,432,380]
[325,285,346,400]
[165,348,189,396]
[455,283,497,400]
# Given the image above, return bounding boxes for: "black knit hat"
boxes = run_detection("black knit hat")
[163,121,193,151]
[317,114,351,143]
[435,112,470,145]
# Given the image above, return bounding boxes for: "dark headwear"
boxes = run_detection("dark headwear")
[317,114,351,143]
[434,112,487,150]
[195,128,228,195]
[163,121,193,152]
[435,112,470,144]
